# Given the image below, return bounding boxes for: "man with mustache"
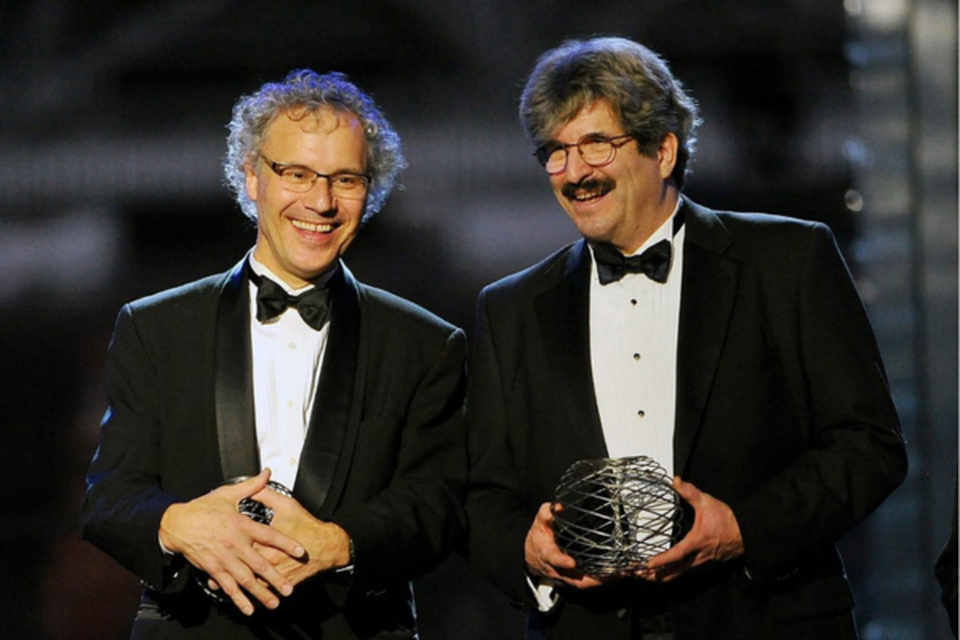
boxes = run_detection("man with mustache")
[82,70,466,639]
[465,37,906,639]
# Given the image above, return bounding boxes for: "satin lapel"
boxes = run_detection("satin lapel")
[534,240,608,459]
[674,202,739,476]
[293,264,360,518]
[214,259,260,480]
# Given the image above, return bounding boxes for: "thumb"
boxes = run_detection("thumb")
[221,468,271,500]
[537,502,562,531]
[672,476,701,504]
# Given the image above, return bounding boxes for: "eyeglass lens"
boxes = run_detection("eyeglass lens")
[272,164,368,199]
[541,135,630,174]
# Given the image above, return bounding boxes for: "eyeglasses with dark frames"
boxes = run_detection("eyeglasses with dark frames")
[261,155,371,199]
[535,133,635,175]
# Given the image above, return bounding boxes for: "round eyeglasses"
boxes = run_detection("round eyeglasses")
[535,133,635,175]
[261,155,370,199]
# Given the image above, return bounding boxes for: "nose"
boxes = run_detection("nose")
[564,148,595,183]
[301,177,337,213]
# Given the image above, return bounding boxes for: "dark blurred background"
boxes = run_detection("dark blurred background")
[0,1,955,638]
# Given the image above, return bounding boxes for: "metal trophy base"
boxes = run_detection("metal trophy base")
[552,456,680,575]
[193,477,293,603]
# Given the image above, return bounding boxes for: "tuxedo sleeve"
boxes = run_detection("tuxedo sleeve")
[330,326,469,587]
[80,304,187,593]
[728,222,908,584]
[463,289,542,607]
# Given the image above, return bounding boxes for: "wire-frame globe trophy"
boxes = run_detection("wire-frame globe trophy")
[552,456,681,575]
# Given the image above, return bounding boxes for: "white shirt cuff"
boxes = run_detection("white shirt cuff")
[526,574,560,612]
[158,534,175,556]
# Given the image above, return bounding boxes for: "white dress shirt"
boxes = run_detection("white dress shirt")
[589,203,685,477]
[247,254,332,490]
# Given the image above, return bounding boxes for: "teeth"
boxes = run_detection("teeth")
[292,219,333,233]
[574,190,604,202]
[570,184,611,202]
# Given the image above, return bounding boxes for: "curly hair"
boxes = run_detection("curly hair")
[223,69,407,223]
[520,37,700,189]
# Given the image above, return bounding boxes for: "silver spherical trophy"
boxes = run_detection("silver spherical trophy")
[194,477,293,602]
[552,456,681,575]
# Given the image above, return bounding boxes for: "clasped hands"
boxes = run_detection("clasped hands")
[524,477,744,589]
[158,469,351,616]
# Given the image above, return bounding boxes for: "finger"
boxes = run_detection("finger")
[235,569,284,609]
[530,506,575,569]
[644,545,683,570]
[538,502,557,523]
[228,573,280,612]
[637,548,695,581]
[205,566,260,616]
[193,518,297,598]
[254,544,287,567]
[541,544,578,571]
[251,484,292,511]
[531,551,578,580]
[556,573,605,589]
[637,565,682,583]
[264,555,315,592]
[246,517,306,559]
[221,469,272,501]
[644,525,698,570]
[221,543,294,607]
[236,537,297,596]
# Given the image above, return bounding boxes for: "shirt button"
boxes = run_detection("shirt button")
[288,342,297,350]
[637,410,646,418]
[630,299,638,306]
[286,400,294,409]
[633,353,641,361]
[288,457,297,466]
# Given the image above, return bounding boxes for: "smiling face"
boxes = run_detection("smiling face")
[548,100,679,254]
[246,107,368,287]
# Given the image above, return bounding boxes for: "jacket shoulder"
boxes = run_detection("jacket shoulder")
[357,282,462,339]
[685,199,838,262]
[129,271,227,308]
[713,209,827,236]
[118,269,236,335]
[481,241,583,300]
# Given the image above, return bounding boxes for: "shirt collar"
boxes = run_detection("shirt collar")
[247,250,336,295]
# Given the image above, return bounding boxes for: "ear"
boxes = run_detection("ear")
[244,160,259,203]
[657,133,679,180]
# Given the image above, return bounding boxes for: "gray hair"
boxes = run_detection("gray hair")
[223,69,407,223]
[519,37,700,189]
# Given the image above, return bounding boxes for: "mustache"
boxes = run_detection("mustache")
[561,177,615,200]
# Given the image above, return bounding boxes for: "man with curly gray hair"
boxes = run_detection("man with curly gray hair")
[223,69,406,224]
[82,70,466,639]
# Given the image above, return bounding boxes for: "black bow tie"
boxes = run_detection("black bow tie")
[253,274,330,331]
[594,239,673,285]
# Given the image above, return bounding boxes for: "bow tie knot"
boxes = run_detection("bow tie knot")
[594,240,673,285]
[254,275,330,330]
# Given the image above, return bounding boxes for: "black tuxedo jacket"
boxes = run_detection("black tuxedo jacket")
[82,258,467,639]
[465,200,907,640]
